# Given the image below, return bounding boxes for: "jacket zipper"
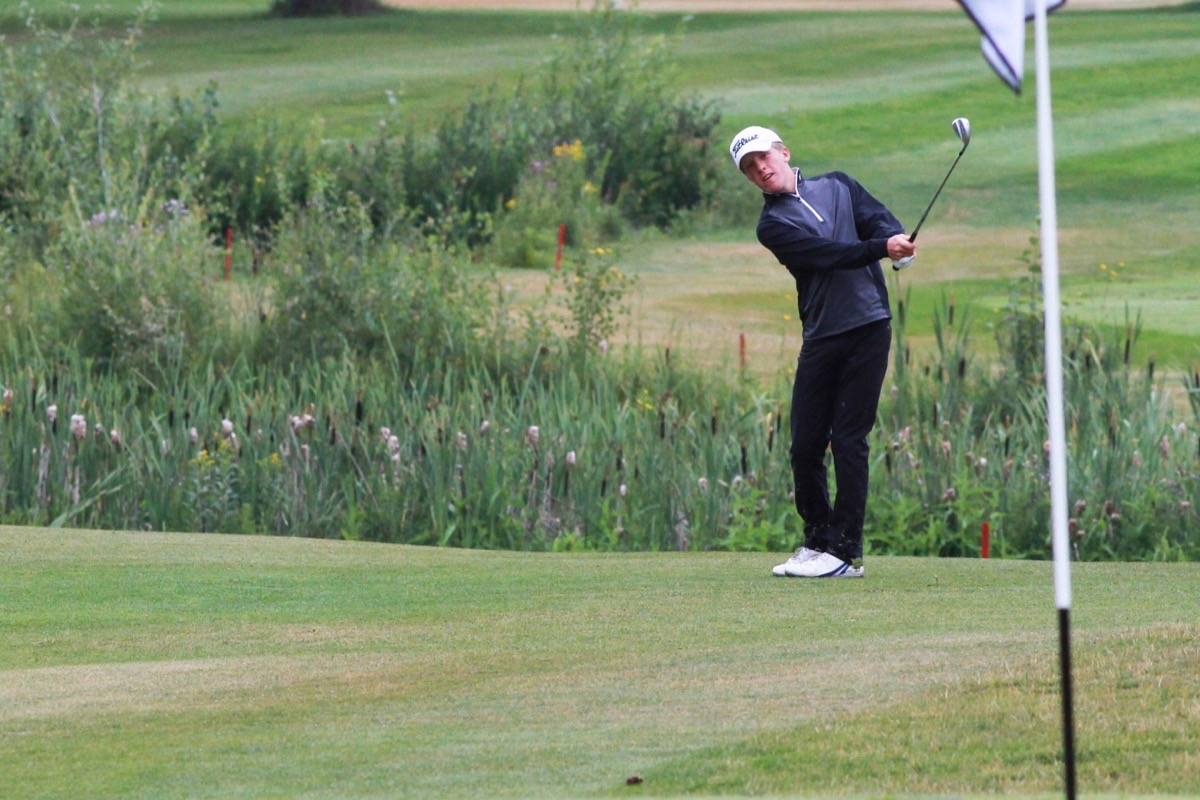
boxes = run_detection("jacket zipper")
[797,195,825,224]
[792,172,825,223]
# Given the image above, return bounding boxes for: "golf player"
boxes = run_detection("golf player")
[729,125,915,578]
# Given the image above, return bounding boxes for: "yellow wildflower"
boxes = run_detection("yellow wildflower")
[505,197,518,210]
[552,139,585,162]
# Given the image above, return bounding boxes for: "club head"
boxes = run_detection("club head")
[952,117,971,149]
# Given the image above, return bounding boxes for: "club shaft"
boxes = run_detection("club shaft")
[909,145,966,242]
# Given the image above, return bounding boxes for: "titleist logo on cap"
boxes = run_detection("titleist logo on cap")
[731,134,759,157]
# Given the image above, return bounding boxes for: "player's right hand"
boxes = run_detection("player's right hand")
[886,234,916,260]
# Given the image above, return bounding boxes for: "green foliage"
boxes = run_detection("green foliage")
[490,138,623,268]
[538,6,721,228]
[201,119,322,247]
[48,204,221,374]
[0,5,215,257]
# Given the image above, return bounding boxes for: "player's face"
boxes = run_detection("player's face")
[740,146,792,194]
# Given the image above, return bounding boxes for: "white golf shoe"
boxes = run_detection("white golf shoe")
[771,546,822,577]
[784,551,863,578]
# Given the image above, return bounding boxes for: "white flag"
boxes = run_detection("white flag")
[957,0,1066,92]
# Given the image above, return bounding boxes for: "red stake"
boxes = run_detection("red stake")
[224,227,234,281]
[981,521,991,559]
[554,223,566,272]
[739,332,747,373]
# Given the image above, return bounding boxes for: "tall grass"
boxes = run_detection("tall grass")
[1,281,1196,559]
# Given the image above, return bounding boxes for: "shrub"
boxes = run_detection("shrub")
[0,6,214,258]
[47,201,222,374]
[258,195,498,377]
[538,7,721,228]
[490,139,623,268]
[201,120,323,249]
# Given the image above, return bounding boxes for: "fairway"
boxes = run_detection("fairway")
[2,525,1198,798]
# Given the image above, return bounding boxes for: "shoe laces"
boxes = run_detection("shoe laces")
[790,546,816,562]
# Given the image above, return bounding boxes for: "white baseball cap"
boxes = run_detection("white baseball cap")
[729,125,782,170]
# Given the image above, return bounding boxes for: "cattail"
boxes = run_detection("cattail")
[526,426,540,448]
[1158,435,1170,459]
[70,414,86,440]
[1073,499,1087,516]
[565,450,576,467]
[698,477,709,492]
[941,486,957,502]
[456,431,469,451]
[598,339,609,356]
[1181,501,1192,511]
[93,422,105,439]
[110,429,122,448]
[1173,422,1188,436]
[940,440,951,458]
[380,426,392,443]
[189,427,199,445]
[618,483,627,497]
[479,420,491,435]
[740,444,748,476]
[46,404,58,424]
[387,435,400,456]
[355,397,364,425]
[674,511,689,552]
[1131,451,1143,468]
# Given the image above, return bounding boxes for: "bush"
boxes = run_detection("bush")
[258,196,498,377]
[538,7,721,228]
[0,7,214,258]
[490,139,623,268]
[47,201,222,374]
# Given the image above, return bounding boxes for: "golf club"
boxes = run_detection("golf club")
[893,117,971,270]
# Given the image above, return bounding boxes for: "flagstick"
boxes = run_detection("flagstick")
[1033,3,1077,799]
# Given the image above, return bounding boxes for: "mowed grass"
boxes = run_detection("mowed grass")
[2,2,1198,370]
[2,525,1199,798]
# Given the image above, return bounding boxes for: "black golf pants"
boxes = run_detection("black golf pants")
[789,318,891,562]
